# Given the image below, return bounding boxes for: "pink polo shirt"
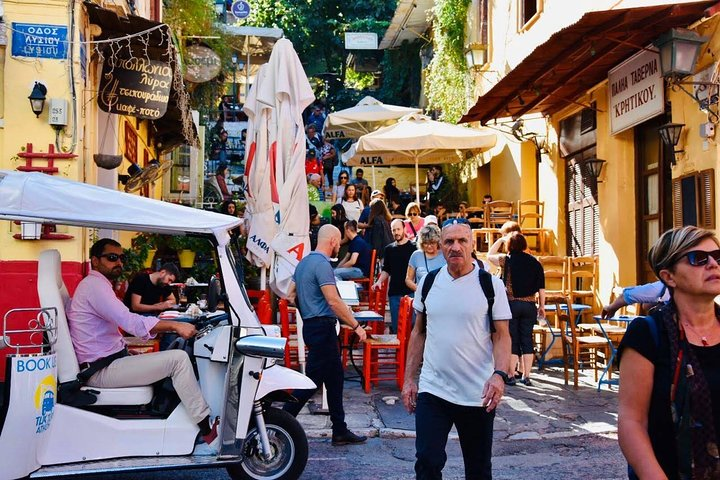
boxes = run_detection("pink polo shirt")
[67,270,158,363]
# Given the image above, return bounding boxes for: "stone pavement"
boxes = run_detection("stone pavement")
[296,367,619,443]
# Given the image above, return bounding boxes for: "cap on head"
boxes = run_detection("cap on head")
[425,215,438,225]
[371,189,383,199]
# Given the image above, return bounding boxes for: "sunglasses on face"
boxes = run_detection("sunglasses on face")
[682,249,720,266]
[408,212,419,217]
[100,253,126,263]
[340,176,348,180]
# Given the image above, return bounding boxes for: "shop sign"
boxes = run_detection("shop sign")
[184,45,222,83]
[608,48,664,135]
[231,0,251,19]
[344,33,378,50]
[98,54,172,120]
[11,23,68,60]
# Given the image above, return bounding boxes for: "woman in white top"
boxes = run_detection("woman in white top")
[331,171,349,204]
[341,184,364,223]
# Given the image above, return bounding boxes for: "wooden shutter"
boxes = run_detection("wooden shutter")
[672,177,682,228]
[698,169,715,229]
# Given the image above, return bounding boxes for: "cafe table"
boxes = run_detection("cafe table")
[588,315,636,390]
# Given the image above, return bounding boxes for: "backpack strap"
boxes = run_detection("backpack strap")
[478,268,496,333]
[420,268,441,315]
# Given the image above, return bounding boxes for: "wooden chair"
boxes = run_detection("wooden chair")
[362,295,413,393]
[517,200,544,228]
[367,278,388,334]
[485,201,514,228]
[568,256,598,321]
[354,249,378,303]
[553,295,609,390]
[278,299,302,370]
[538,256,568,297]
[465,206,486,228]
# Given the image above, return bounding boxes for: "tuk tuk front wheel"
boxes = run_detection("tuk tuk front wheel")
[227,407,308,480]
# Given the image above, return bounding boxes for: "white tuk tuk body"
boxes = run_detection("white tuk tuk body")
[0,171,314,480]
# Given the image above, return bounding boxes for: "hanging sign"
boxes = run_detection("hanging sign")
[231,0,251,19]
[344,33,378,50]
[184,45,222,83]
[11,23,68,59]
[98,54,172,120]
[608,48,664,135]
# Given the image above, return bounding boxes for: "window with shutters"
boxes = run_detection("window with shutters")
[560,106,598,257]
[672,169,715,229]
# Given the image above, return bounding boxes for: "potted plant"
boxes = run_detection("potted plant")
[133,232,159,269]
[168,235,212,268]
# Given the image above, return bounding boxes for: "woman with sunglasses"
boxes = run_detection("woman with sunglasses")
[618,226,720,479]
[404,202,425,242]
[405,224,445,293]
[332,172,350,204]
[341,184,364,223]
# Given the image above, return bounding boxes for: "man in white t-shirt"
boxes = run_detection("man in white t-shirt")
[402,219,512,480]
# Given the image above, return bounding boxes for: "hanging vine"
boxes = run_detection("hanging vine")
[424,0,471,123]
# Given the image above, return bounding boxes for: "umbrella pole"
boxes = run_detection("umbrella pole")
[260,267,267,290]
[371,166,376,190]
[415,157,421,206]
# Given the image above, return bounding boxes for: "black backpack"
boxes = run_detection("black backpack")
[420,266,496,333]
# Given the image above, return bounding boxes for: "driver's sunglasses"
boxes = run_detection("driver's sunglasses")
[683,249,720,267]
[100,253,126,263]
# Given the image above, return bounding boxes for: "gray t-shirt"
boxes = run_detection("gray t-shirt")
[293,251,337,319]
[408,250,447,284]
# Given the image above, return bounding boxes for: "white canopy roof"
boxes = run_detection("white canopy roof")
[0,171,241,236]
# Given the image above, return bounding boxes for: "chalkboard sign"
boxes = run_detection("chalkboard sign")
[98,55,172,120]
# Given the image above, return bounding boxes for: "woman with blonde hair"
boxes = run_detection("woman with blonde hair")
[404,201,424,242]
[619,226,720,479]
[405,224,445,292]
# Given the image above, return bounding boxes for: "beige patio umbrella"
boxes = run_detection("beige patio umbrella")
[322,96,421,140]
[347,113,498,204]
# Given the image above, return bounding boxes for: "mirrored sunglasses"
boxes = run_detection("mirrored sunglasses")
[683,249,720,266]
[442,217,471,228]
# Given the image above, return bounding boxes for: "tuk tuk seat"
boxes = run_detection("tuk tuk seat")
[38,249,153,406]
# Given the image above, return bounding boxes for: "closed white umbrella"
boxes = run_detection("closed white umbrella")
[349,113,498,204]
[256,38,315,300]
[243,64,277,274]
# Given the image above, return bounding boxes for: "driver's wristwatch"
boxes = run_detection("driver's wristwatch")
[492,369,510,383]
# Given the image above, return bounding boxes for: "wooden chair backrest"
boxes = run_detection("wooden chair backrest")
[568,256,598,292]
[518,200,544,228]
[369,278,389,316]
[486,201,514,227]
[539,256,568,294]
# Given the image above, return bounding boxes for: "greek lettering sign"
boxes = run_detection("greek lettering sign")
[98,55,172,120]
[184,45,222,83]
[608,48,664,135]
[11,23,68,59]
[231,0,251,19]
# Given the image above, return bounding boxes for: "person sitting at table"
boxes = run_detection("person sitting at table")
[124,263,180,314]
[389,197,404,218]
[404,201,425,242]
[335,220,372,280]
[458,201,469,219]
[487,232,545,386]
[618,226,720,479]
[406,224,445,292]
[602,281,669,319]
[383,177,400,205]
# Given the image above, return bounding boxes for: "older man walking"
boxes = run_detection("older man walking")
[402,218,512,479]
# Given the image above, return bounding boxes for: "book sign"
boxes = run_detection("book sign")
[98,55,172,120]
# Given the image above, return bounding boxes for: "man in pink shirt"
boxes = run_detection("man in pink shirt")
[66,239,218,447]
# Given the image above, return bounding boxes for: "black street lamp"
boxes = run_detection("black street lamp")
[28,82,47,118]
[657,122,685,166]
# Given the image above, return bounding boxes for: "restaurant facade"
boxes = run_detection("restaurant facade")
[0,0,196,378]
[457,0,720,309]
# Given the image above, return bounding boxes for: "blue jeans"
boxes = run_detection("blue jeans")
[415,392,495,480]
[389,295,402,334]
[334,267,364,280]
[283,317,347,435]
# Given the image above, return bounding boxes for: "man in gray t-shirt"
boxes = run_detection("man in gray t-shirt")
[284,224,368,446]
